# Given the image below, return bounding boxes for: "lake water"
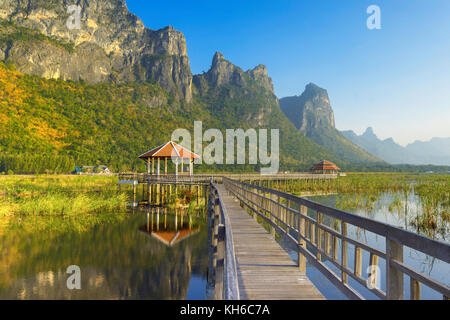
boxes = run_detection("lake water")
[0,207,209,300]
[1,190,448,300]
[276,191,450,300]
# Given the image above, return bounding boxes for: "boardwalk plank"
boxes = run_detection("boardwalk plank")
[217,184,324,300]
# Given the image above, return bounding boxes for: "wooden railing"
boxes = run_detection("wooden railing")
[223,177,450,300]
[118,172,337,184]
[118,173,217,184]
[207,183,240,300]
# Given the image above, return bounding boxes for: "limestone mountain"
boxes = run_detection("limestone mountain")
[193,53,340,169]
[280,84,381,163]
[279,83,335,135]
[0,0,192,101]
[342,128,450,165]
[0,1,385,173]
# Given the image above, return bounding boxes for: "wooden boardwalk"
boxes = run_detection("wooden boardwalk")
[216,185,324,300]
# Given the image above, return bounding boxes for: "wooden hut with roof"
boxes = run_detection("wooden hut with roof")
[138,141,200,176]
[310,160,340,174]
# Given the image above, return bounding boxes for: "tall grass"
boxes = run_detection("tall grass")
[0,175,128,234]
[268,173,450,235]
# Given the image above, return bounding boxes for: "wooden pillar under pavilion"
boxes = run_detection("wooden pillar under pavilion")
[157,157,160,176]
[165,157,168,175]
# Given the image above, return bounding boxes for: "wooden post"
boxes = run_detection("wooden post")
[354,247,362,277]
[156,184,160,205]
[332,235,338,261]
[152,158,154,174]
[325,232,331,257]
[270,194,276,237]
[298,205,307,274]
[147,158,150,174]
[148,181,152,204]
[165,157,168,175]
[189,159,193,176]
[342,222,348,284]
[175,158,179,176]
[157,157,160,176]
[316,212,322,261]
[181,158,184,174]
[369,253,379,289]
[410,278,421,300]
[387,238,404,299]
[197,185,200,207]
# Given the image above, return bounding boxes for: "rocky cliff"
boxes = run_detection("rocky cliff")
[280,84,381,163]
[279,83,335,135]
[194,52,274,96]
[0,0,192,101]
[193,52,276,127]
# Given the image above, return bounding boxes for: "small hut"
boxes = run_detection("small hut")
[310,160,340,174]
[138,141,200,176]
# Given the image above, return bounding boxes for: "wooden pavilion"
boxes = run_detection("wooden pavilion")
[310,160,340,174]
[138,141,200,176]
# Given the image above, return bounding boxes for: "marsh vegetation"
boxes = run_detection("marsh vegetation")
[0,175,128,235]
[269,173,450,240]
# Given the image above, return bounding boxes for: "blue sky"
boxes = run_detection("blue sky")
[126,0,450,146]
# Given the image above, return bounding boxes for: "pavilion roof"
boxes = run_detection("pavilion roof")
[310,160,341,171]
[138,226,200,246]
[138,141,200,160]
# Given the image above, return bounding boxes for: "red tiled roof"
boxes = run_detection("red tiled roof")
[310,160,340,171]
[138,141,200,160]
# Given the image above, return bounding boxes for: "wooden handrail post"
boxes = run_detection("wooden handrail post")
[298,205,307,274]
[410,278,421,300]
[207,193,214,285]
[316,212,322,262]
[341,221,348,284]
[214,224,225,300]
[387,238,404,299]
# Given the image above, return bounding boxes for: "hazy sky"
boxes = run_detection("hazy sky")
[126,0,450,146]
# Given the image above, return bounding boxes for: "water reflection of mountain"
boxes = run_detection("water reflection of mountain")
[0,208,208,299]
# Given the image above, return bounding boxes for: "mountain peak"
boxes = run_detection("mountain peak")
[212,51,226,66]
[247,64,273,92]
[196,52,273,92]
[363,127,377,137]
[305,82,323,91]
[279,82,335,134]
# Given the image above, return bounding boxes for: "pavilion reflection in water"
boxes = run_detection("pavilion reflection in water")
[139,207,201,246]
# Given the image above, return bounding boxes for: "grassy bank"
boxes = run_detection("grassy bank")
[0,175,128,234]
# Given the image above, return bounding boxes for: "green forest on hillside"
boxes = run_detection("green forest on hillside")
[1,62,449,174]
[1,62,450,174]
[0,62,338,173]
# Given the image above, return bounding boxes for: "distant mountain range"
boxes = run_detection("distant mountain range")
[279,84,382,164]
[342,128,450,165]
